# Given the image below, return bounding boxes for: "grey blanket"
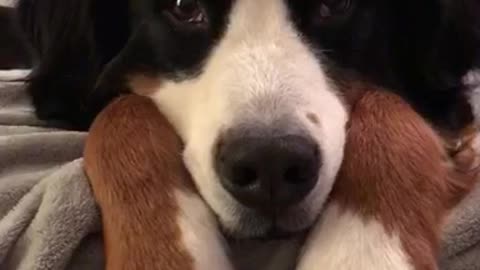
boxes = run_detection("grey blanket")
[0,70,104,270]
[0,69,480,270]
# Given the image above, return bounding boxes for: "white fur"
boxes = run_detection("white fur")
[297,203,414,270]
[151,0,347,236]
[176,188,308,270]
[465,69,480,123]
[176,190,234,270]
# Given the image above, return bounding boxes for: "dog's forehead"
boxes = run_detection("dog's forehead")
[219,0,300,42]
[207,0,300,32]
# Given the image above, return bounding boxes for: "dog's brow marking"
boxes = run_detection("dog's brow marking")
[307,112,320,125]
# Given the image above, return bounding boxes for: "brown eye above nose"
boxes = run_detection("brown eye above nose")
[167,0,207,25]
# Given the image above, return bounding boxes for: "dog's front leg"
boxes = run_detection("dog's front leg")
[297,89,477,270]
[296,203,414,270]
[84,95,234,270]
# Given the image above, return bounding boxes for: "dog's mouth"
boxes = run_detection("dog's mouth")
[223,222,308,241]
[257,225,308,240]
[226,224,312,243]
[219,203,320,240]
[227,227,302,242]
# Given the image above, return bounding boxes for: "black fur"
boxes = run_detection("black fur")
[15,0,480,131]
[16,0,232,130]
[0,7,31,69]
[16,0,130,130]
[289,0,480,131]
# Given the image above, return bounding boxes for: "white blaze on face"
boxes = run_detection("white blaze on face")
[151,0,348,235]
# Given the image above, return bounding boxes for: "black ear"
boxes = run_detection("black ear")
[16,0,130,130]
[94,22,163,94]
[431,0,480,130]
[438,0,480,78]
[86,22,163,122]
[388,0,480,132]
[465,0,480,66]
[0,7,32,69]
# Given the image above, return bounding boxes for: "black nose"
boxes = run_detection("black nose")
[215,132,320,213]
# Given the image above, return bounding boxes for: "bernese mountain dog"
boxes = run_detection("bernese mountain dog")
[15,0,480,253]
[16,0,480,131]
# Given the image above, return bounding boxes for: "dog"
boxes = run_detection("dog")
[17,1,480,268]
[84,87,479,270]
[16,0,480,242]
[16,0,480,131]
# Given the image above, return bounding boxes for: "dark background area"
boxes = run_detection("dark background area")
[0,6,32,69]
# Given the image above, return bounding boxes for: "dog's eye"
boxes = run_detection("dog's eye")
[316,0,352,21]
[166,0,207,26]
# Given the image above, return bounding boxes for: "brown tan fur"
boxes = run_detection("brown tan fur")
[332,87,479,270]
[84,95,195,270]
[127,75,164,96]
[84,86,479,270]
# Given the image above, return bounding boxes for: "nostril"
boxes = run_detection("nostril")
[284,165,304,184]
[232,165,257,187]
[313,147,320,160]
[284,145,320,183]
[284,163,317,185]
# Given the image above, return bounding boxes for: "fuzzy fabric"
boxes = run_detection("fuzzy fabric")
[0,71,104,270]
[0,0,15,7]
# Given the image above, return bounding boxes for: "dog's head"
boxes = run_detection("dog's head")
[107,0,349,238]
[90,0,479,238]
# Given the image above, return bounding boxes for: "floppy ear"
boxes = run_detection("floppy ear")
[445,0,480,63]
[15,0,130,130]
[0,7,32,69]
[384,0,479,132]
[434,0,480,131]
[92,21,163,103]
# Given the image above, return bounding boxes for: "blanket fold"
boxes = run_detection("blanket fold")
[0,71,103,270]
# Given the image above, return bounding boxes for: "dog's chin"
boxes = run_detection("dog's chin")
[227,227,305,242]
[220,206,319,240]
